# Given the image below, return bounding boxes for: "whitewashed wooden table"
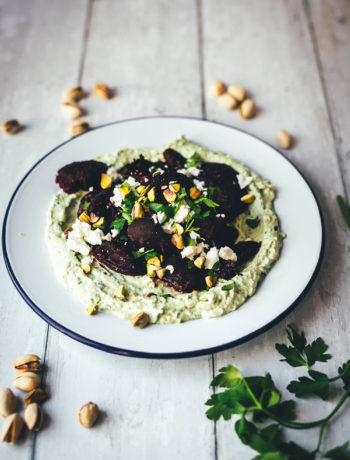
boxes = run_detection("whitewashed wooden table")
[1,1,350,458]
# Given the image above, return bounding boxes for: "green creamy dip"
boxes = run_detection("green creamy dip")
[46,137,283,324]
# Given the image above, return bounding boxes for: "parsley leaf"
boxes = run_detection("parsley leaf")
[246,216,261,229]
[235,418,280,454]
[185,152,202,168]
[323,441,349,459]
[109,218,127,231]
[275,325,331,369]
[287,370,329,400]
[83,201,90,210]
[336,195,350,230]
[222,283,234,291]
[195,197,219,208]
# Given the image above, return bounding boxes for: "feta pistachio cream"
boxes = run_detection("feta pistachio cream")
[46,137,283,324]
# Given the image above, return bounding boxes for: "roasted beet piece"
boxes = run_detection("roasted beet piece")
[152,170,192,190]
[127,218,170,252]
[233,241,261,265]
[214,225,239,247]
[77,191,97,216]
[195,217,224,242]
[92,240,144,275]
[219,241,261,279]
[161,254,206,292]
[163,148,186,170]
[125,155,153,184]
[56,160,107,194]
[198,162,239,188]
[214,188,248,219]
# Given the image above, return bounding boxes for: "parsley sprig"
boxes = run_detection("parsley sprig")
[206,326,350,459]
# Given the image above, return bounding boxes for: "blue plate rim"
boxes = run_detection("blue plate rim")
[1,115,325,359]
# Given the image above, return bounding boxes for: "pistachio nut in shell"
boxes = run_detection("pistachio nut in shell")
[0,388,17,417]
[24,403,43,432]
[24,388,48,406]
[13,354,41,373]
[1,413,23,444]
[79,402,99,428]
[14,372,40,392]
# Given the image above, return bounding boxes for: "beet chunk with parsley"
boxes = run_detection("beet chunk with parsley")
[219,241,261,279]
[56,160,107,194]
[125,155,153,184]
[92,240,144,275]
[161,254,206,292]
[163,148,186,171]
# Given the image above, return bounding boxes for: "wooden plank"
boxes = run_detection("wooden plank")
[35,1,215,460]
[0,0,88,457]
[307,0,350,195]
[201,0,350,457]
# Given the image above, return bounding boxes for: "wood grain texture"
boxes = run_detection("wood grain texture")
[201,0,350,457]
[0,0,89,458]
[0,0,349,459]
[34,1,215,460]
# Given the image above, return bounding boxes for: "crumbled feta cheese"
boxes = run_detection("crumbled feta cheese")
[103,233,112,242]
[219,246,238,262]
[177,168,188,176]
[204,247,219,269]
[156,168,165,175]
[165,265,174,274]
[187,166,201,177]
[89,186,94,192]
[189,231,200,240]
[181,242,208,260]
[107,167,122,181]
[110,187,123,207]
[193,179,206,191]
[157,211,166,224]
[111,229,120,238]
[237,173,253,189]
[152,214,158,224]
[126,176,140,187]
[66,220,104,255]
[174,203,191,223]
[162,219,175,234]
[81,256,93,265]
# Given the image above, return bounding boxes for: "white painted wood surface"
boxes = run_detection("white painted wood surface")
[0,1,349,459]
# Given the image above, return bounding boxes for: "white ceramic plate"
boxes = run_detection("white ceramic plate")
[2,117,324,358]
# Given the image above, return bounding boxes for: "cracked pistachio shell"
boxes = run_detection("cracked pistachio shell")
[24,388,48,406]
[24,403,43,432]
[0,388,17,418]
[14,372,40,392]
[13,354,41,373]
[79,402,99,428]
[1,413,23,444]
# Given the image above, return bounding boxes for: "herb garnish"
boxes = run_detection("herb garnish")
[337,195,350,230]
[109,218,127,231]
[186,152,202,168]
[222,283,234,291]
[206,326,350,459]
[83,201,90,210]
[246,216,261,229]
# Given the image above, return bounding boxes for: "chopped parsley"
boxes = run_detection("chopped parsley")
[185,152,202,168]
[222,283,234,291]
[109,218,127,231]
[246,216,261,229]
[83,201,90,210]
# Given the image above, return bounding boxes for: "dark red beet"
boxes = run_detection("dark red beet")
[127,218,170,251]
[195,217,224,242]
[213,188,248,219]
[56,160,107,194]
[219,241,261,279]
[163,148,186,170]
[162,254,205,292]
[198,162,239,188]
[125,155,153,184]
[92,241,144,275]
[214,225,239,247]
[77,191,97,216]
